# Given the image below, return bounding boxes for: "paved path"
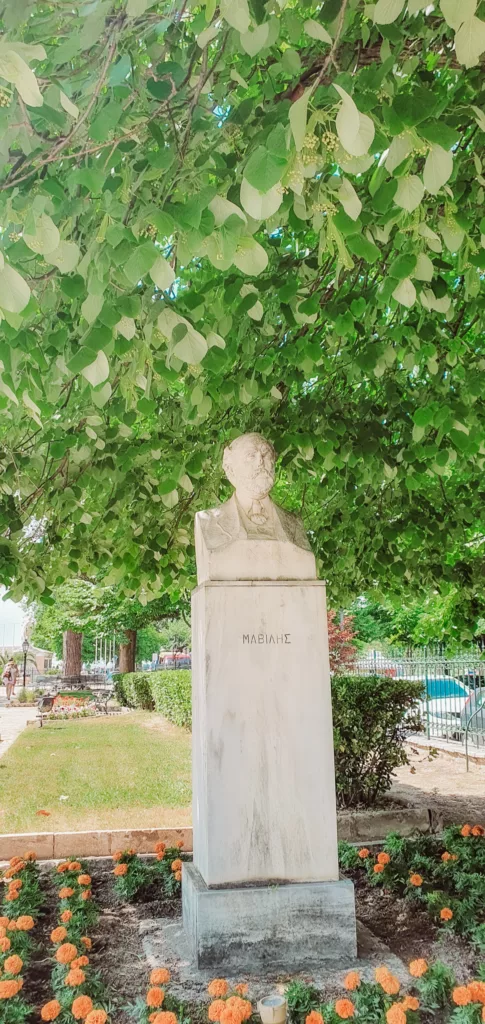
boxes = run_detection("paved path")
[0,707,37,759]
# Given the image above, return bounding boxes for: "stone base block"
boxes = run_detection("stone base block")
[182,864,357,971]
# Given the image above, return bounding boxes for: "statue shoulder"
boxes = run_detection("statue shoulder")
[195,496,239,548]
[274,502,312,551]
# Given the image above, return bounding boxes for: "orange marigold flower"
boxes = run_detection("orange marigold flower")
[68,862,82,871]
[225,996,252,1020]
[375,967,391,984]
[7,920,17,930]
[0,937,11,952]
[402,996,420,1011]
[81,890,91,901]
[335,999,354,1019]
[150,969,171,985]
[386,1007,406,1024]
[23,851,36,861]
[208,1001,227,1022]
[157,852,166,862]
[235,985,249,996]
[85,1012,108,1024]
[0,979,21,999]
[57,863,70,873]
[61,910,72,923]
[71,956,89,969]
[72,996,94,1019]
[380,974,400,996]
[451,854,458,861]
[8,857,23,868]
[440,907,453,921]
[150,1013,177,1024]
[146,987,165,1007]
[41,1000,62,1020]
[468,981,485,1004]
[5,891,20,901]
[409,959,428,978]
[155,842,166,855]
[112,851,123,862]
[409,874,423,887]
[220,1010,242,1024]
[358,848,370,859]
[174,871,182,882]
[51,927,68,944]
[377,852,390,865]
[65,968,86,987]
[171,859,182,873]
[441,852,451,862]
[461,824,471,837]
[113,864,128,877]
[344,972,360,991]
[208,979,229,998]
[305,1013,323,1024]
[59,887,74,899]
[4,954,23,975]
[373,864,384,874]
[175,840,184,849]
[16,916,34,931]
[453,987,472,1006]
[472,825,485,836]
[81,937,92,951]
[55,943,78,964]
[0,917,9,927]
[77,875,91,886]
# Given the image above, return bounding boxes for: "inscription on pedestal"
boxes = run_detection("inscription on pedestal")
[242,633,291,644]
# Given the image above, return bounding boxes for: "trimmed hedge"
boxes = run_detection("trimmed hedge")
[114,670,191,728]
[114,670,421,806]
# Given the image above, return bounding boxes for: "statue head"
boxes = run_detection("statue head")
[222,433,276,501]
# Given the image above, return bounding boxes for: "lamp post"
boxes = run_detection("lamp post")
[22,639,29,689]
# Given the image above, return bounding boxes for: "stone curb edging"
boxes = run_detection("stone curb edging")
[0,826,193,861]
[0,806,432,861]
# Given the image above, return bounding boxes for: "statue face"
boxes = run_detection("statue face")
[224,434,275,499]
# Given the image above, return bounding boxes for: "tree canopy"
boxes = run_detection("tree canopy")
[0,0,485,614]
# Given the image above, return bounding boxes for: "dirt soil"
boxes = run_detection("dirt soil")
[391,744,485,826]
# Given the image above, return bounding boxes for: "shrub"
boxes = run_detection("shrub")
[113,670,191,728]
[113,672,154,710]
[149,671,191,728]
[332,674,422,808]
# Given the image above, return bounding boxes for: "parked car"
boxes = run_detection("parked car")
[419,676,470,736]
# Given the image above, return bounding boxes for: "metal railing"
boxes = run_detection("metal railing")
[351,649,485,757]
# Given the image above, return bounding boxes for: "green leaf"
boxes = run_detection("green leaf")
[0,263,31,313]
[374,0,405,24]
[220,0,251,32]
[147,79,172,101]
[303,19,332,43]
[423,145,453,194]
[81,350,110,387]
[418,122,460,149]
[347,235,380,262]
[124,243,158,284]
[244,146,287,190]
[388,253,417,279]
[289,87,311,152]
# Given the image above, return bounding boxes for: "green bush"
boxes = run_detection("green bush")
[114,670,191,727]
[149,670,191,728]
[332,674,422,808]
[113,671,154,710]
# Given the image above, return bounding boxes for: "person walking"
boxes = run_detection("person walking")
[2,659,19,704]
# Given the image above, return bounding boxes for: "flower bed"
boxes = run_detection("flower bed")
[339,823,485,951]
[0,824,483,1024]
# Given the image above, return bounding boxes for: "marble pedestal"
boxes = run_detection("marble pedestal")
[184,580,356,968]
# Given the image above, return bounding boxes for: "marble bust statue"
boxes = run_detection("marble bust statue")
[194,432,316,583]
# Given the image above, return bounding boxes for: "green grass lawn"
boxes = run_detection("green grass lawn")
[0,711,192,834]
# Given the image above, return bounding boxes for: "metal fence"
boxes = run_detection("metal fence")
[352,648,485,764]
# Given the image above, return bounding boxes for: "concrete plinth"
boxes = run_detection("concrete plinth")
[182,863,357,971]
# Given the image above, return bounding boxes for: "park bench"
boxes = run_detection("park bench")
[93,688,114,714]
[36,694,56,727]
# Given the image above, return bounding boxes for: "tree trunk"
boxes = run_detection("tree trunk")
[118,629,136,673]
[63,630,82,677]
